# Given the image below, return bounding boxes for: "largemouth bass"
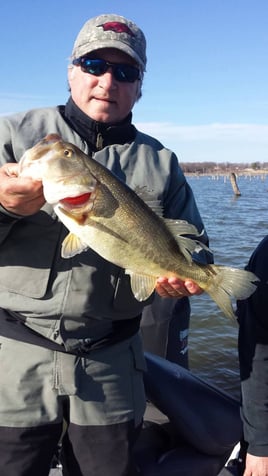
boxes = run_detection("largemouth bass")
[19,134,258,319]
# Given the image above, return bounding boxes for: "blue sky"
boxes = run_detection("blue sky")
[1,0,267,163]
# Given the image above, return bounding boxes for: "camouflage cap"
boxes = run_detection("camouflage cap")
[71,14,147,71]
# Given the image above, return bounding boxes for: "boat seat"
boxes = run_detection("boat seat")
[134,352,243,476]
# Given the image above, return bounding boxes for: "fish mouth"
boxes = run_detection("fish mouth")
[59,192,95,212]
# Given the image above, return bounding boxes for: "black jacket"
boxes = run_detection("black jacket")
[237,235,268,456]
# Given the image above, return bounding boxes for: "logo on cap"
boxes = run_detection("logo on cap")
[98,21,135,36]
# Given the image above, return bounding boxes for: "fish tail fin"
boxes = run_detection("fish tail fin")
[205,265,259,320]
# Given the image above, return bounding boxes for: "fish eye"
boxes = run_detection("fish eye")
[63,148,72,157]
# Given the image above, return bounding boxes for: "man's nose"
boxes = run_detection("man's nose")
[98,68,117,89]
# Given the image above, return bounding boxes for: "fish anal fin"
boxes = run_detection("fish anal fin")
[126,270,156,301]
[61,233,89,258]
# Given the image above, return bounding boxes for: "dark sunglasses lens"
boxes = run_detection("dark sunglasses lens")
[114,65,140,82]
[81,59,107,76]
[75,58,140,82]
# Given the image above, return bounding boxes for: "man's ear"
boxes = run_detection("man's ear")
[67,65,76,83]
[136,82,142,101]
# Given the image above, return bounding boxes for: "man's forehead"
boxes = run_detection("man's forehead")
[84,48,138,65]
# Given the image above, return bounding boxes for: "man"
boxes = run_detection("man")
[237,236,268,476]
[0,13,208,476]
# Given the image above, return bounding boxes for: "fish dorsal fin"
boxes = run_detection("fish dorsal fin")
[134,186,164,217]
[173,236,202,264]
[61,233,89,258]
[146,201,164,217]
[126,270,156,302]
[164,219,199,237]
[134,189,208,264]
[163,219,211,264]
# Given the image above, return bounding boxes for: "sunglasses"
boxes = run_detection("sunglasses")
[72,57,141,83]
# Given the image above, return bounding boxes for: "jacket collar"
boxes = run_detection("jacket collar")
[63,97,137,151]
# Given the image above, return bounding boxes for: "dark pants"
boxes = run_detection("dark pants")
[0,424,62,476]
[0,419,141,476]
[61,421,141,476]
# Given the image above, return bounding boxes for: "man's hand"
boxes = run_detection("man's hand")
[243,453,268,476]
[0,163,45,216]
[155,276,203,298]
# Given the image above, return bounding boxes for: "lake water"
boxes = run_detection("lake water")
[186,174,268,400]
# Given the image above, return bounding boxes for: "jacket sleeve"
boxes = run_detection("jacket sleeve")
[0,116,24,226]
[0,115,20,165]
[237,236,268,456]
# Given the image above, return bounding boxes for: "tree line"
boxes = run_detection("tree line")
[180,161,268,174]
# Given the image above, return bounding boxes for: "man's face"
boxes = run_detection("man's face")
[68,48,142,124]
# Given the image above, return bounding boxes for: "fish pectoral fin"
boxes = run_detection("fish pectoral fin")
[126,270,156,301]
[61,233,89,258]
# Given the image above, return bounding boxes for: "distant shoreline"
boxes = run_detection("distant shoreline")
[184,169,268,177]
